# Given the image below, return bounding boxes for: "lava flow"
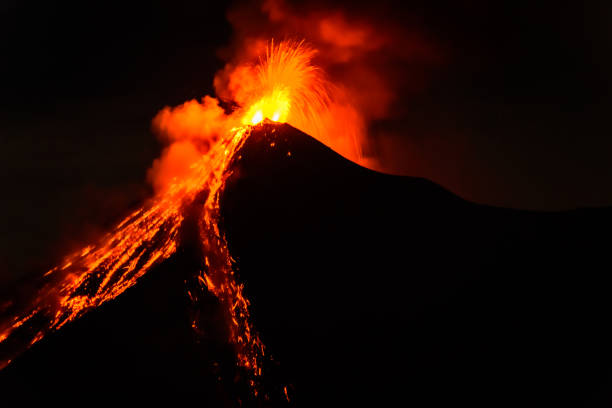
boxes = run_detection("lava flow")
[0,124,255,372]
[0,40,354,389]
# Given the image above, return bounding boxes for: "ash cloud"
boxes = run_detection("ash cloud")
[149,0,443,189]
[217,0,442,168]
[147,0,612,210]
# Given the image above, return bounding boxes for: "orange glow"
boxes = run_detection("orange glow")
[0,39,362,395]
[244,88,289,125]
[239,40,328,130]
[0,124,257,375]
[214,38,373,166]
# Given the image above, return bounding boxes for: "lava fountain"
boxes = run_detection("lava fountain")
[0,40,361,392]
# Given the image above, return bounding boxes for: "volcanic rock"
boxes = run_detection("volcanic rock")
[1,122,611,407]
[221,122,612,407]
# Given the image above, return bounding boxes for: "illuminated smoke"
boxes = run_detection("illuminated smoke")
[0,41,353,397]
[215,0,441,169]
[0,1,440,398]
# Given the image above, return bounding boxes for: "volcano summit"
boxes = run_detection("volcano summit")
[1,122,612,406]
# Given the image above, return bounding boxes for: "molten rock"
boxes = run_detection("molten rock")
[1,122,612,407]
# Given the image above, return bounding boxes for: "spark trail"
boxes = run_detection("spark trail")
[0,125,263,375]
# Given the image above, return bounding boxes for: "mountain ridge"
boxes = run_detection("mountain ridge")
[0,122,610,406]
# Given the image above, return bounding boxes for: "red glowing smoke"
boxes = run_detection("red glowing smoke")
[149,0,442,191]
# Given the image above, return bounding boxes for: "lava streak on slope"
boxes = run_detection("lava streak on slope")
[0,125,257,373]
[0,40,342,393]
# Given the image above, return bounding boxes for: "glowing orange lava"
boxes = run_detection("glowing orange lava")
[0,125,259,373]
[0,40,346,391]
[240,40,329,128]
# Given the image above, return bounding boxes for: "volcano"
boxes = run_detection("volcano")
[1,122,612,406]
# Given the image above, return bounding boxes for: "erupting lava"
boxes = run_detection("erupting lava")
[0,40,351,390]
[240,41,330,128]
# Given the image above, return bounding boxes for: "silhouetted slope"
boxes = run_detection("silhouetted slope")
[0,193,251,405]
[1,122,611,407]
[221,122,612,407]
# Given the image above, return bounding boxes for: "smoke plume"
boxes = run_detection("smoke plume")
[149,0,441,190]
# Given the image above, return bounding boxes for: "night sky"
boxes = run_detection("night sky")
[1,0,612,283]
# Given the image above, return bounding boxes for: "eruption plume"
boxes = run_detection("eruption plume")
[0,40,364,397]
[241,40,330,129]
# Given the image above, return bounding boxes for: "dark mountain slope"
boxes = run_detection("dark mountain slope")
[0,122,611,407]
[221,122,612,407]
